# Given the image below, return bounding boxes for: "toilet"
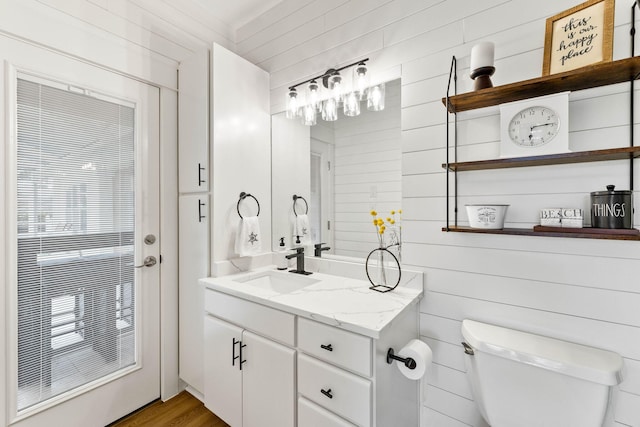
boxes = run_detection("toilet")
[461,319,624,427]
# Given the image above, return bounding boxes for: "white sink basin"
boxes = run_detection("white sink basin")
[233,270,320,294]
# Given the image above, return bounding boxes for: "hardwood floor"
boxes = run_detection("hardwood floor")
[109,391,229,427]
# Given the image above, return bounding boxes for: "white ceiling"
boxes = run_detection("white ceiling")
[190,0,284,31]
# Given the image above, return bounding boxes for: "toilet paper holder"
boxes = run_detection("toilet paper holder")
[386,347,417,370]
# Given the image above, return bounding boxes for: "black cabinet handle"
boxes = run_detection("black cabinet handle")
[239,341,247,370]
[198,199,206,223]
[232,338,240,366]
[321,388,333,399]
[198,163,206,186]
[320,344,333,352]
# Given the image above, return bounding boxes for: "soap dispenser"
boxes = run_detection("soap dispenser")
[277,237,288,270]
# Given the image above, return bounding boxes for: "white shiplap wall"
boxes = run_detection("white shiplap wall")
[1,0,237,84]
[238,1,640,426]
[332,79,402,259]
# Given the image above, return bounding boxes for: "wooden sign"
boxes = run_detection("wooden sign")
[542,0,614,76]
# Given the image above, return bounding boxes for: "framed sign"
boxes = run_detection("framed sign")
[542,0,614,76]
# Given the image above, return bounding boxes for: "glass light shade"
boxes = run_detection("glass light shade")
[367,82,385,111]
[353,62,369,100]
[343,91,361,117]
[307,80,320,111]
[329,72,343,102]
[286,88,300,119]
[302,104,317,126]
[322,98,338,122]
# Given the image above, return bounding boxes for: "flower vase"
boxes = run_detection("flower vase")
[365,246,401,293]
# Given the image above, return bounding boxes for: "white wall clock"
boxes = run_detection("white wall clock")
[499,92,569,158]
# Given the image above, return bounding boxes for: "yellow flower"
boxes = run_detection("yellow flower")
[390,219,395,224]
[373,219,378,226]
[377,218,384,226]
[386,217,391,222]
[370,210,377,216]
[398,209,402,214]
[379,229,384,234]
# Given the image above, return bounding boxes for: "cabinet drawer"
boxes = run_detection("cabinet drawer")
[204,289,295,346]
[298,354,371,427]
[298,397,356,427]
[298,317,372,377]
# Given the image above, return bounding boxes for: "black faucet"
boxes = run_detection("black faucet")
[314,243,330,257]
[286,247,312,275]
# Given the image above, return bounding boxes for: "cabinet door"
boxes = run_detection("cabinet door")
[242,330,295,427]
[178,48,209,193]
[204,316,243,427]
[179,194,209,392]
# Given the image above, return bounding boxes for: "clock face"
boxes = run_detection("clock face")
[507,106,560,147]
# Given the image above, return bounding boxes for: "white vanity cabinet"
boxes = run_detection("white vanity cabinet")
[203,289,296,427]
[202,280,421,427]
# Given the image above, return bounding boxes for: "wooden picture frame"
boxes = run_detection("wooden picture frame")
[542,0,614,76]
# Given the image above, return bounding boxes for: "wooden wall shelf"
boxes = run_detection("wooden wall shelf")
[442,57,640,113]
[442,146,640,172]
[442,226,640,241]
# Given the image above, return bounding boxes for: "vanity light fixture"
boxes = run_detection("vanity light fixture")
[307,80,320,111]
[285,87,300,119]
[343,91,361,117]
[285,58,385,126]
[367,82,385,112]
[353,61,369,100]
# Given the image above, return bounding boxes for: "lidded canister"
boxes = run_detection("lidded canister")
[590,185,633,229]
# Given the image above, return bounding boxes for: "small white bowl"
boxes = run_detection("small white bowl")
[465,204,509,229]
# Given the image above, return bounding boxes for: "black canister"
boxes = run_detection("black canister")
[590,185,633,229]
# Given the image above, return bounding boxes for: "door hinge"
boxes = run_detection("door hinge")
[327,220,331,230]
[327,161,331,171]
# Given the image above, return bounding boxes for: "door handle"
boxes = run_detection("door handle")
[134,256,157,268]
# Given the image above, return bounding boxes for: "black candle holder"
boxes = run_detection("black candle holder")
[470,66,495,91]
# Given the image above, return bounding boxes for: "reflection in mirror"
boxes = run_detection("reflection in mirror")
[272,79,401,260]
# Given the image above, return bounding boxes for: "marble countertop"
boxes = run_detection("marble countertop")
[200,265,423,339]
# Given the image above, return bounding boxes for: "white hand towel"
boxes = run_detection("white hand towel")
[235,216,262,257]
[293,214,311,246]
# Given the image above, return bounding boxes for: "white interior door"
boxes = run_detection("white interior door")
[2,36,160,427]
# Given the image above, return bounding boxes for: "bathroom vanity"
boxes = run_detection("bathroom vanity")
[200,267,423,427]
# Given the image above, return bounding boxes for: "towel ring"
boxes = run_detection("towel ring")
[292,195,309,217]
[237,192,260,218]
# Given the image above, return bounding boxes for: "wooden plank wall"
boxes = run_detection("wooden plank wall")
[237,1,640,425]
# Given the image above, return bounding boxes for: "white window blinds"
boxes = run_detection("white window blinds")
[16,76,137,411]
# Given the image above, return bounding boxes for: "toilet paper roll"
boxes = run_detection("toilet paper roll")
[396,339,432,380]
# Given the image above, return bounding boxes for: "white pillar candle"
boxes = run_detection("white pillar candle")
[470,42,495,74]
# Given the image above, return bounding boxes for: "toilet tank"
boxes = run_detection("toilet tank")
[461,319,624,427]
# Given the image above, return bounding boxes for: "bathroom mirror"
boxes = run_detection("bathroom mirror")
[271,79,401,260]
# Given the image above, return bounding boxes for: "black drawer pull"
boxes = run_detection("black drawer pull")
[321,388,333,399]
[320,344,333,352]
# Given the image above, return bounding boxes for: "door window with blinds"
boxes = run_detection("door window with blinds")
[15,76,137,410]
